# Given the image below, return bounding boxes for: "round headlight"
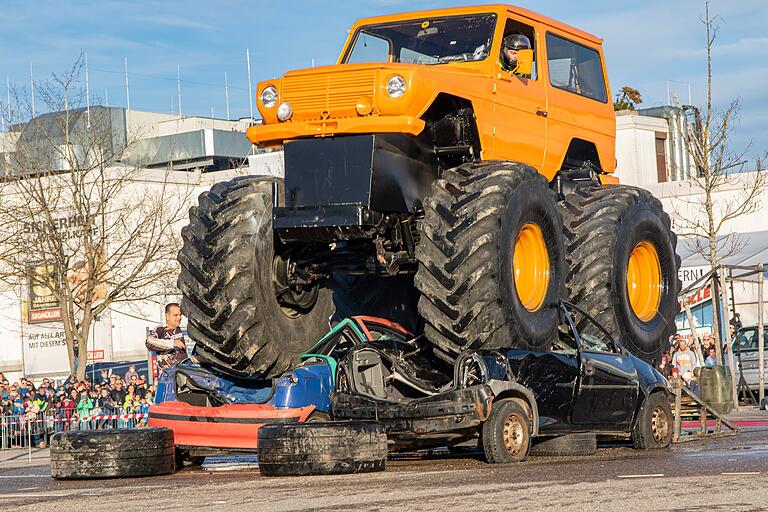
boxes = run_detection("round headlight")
[386,75,407,98]
[260,85,278,108]
[277,102,293,121]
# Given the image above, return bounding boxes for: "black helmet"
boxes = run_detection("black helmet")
[501,34,531,70]
[502,33,531,51]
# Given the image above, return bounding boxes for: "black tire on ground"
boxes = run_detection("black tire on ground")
[529,433,597,457]
[50,428,175,480]
[481,399,531,464]
[177,177,334,378]
[415,162,566,356]
[306,411,331,422]
[632,392,673,450]
[175,448,205,469]
[561,185,681,364]
[258,422,387,476]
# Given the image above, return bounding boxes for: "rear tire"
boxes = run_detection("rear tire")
[530,433,597,456]
[258,422,387,476]
[177,177,334,378]
[561,185,680,364]
[482,399,531,463]
[415,162,565,356]
[50,428,175,480]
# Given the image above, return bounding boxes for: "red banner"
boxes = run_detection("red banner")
[28,308,62,323]
[679,286,711,309]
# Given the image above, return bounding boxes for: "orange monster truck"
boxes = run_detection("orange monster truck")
[177,5,680,377]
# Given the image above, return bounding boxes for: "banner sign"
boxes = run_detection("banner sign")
[23,325,69,376]
[28,264,62,324]
[678,285,712,310]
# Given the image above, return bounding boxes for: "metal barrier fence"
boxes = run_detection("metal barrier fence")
[1,409,149,450]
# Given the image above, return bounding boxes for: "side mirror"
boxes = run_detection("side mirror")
[514,49,534,76]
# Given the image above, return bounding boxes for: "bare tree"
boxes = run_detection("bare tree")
[0,55,197,380]
[673,2,768,267]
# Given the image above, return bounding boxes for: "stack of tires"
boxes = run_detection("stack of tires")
[50,428,175,480]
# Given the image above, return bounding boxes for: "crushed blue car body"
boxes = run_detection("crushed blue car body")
[155,316,412,415]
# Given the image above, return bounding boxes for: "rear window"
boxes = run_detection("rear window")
[545,33,607,103]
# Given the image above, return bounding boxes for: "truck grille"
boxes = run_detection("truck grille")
[282,71,375,121]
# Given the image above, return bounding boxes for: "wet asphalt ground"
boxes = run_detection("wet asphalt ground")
[2,427,768,511]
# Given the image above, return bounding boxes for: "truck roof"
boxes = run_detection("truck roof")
[350,4,602,46]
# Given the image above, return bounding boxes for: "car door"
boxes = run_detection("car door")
[732,327,768,389]
[518,325,581,433]
[492,14,547,168]
[565,304,639,429]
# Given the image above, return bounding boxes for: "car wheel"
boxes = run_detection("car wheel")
[632,392,673,450]
[175,448,205,470]
[50,428,175,480]
[481,399,531,463]
[530,433,597,456]
[258,422,387,476]
[306,411,331,422]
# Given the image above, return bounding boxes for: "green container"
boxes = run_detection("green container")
[699,365,734,415]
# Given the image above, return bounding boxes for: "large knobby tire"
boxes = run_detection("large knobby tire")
[50,428,175,480]
[632,392,673,450]
[415,161,565,356]
[177,177,334,378]
[561,185,681,364]
[258,422,387,476]
[529,432,597,457]
[481,399,531,463]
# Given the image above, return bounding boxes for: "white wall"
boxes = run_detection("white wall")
[614,112,668,187]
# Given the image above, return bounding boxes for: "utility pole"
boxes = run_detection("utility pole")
[6,77,10,127]
[759,265,765,404]
[177,64,183,118]
[246,49,254,122]
[105,88,109,107]
[224,72,230,121]
[124,57,131,126]
[29,62,35,118]
[85,52,91,128]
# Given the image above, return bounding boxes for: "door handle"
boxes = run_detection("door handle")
[583,362,595,377]
[536,109,548,117]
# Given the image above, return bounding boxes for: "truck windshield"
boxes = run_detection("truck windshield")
[344,13,497,65]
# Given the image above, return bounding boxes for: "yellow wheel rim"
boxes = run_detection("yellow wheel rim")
[627,241,662,322]
[513,223,550,312]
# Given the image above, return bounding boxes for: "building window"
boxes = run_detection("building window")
[655,132,668,182]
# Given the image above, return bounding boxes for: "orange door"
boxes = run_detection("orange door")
[492,16,547,170]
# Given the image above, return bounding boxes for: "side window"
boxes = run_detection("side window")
[552,323,578,356]
[327,330,357,361]
[733,329,758,353]
[347,33,391,64]
[545,33,607,102]
[567,305,617,354]
[500,18,537,80]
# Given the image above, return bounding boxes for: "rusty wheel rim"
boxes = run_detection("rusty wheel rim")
[651,405,669,444]
[502,413,526,456]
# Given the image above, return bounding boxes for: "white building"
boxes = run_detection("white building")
[614,107,768,331]
[0,107,283,382]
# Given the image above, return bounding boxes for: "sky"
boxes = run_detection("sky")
[0,0,766,161]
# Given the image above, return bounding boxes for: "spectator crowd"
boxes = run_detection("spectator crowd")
[658,325,735,396]
[0,365,155,448]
